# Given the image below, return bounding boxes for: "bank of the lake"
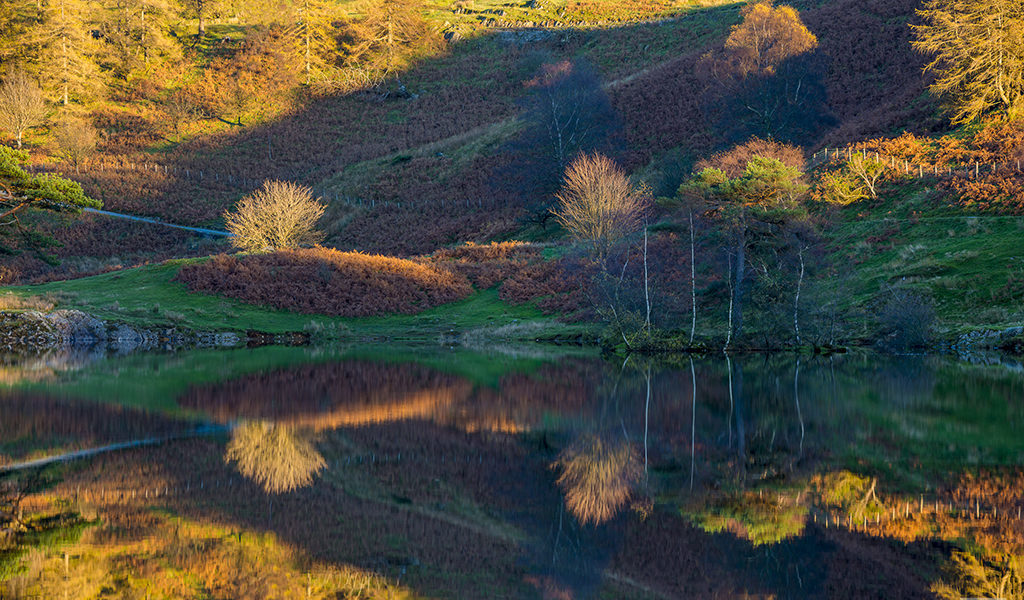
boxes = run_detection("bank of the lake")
[1,259,594,349]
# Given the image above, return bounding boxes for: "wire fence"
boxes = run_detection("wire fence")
[810,146,1024,181]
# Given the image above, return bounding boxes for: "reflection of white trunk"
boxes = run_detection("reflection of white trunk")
[689,357,696,491]
[643,224,651,333]
[795,357,804,458]
[725,354,733,448]
[643,366,650,487]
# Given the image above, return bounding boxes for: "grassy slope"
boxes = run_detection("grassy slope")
[826,182,1024,337]
[0,258,587,339]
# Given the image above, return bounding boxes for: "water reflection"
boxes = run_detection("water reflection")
[0,347,1022,599]
[225,422,325,494]
[554,434,642,526]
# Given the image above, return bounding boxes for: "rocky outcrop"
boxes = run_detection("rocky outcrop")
[0,310,241,354]
[950,326,1024,354]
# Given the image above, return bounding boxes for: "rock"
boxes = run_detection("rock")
[48,310,107,344]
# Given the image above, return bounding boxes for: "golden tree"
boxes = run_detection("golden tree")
[553,435,642,526]
[224,180,325,252]
[913,0,1024,124]
[699,1,827,143]
[720,1,818,78]
[552,153,649,262]
[340,0,440,81]
[27,0,100,105]
[225,422,326,494]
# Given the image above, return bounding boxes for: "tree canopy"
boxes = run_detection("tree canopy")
[913,0,1024,124]
[0,144,100,224]
[698,1,832,145]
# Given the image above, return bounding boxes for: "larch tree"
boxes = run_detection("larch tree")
[97,0,177,79]
[340,0,439,82]
[913,0,1024,124]
[0,71,48,149]
[294,0,342,85]
[28,0,99,106]
[0,2,37,69]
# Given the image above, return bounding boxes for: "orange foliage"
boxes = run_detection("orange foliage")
[431,241,539,289]
[175,246,472,316]
[721,1,818,77]
[695,137,806,178]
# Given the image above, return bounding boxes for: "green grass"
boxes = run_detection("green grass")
[1,259,586,341]
[826,185,1024,336]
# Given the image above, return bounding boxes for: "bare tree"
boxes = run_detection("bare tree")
[54,118,96,174]
[224,180,325,252]
[0,71,47,149]
[554,434,642,525]
[552,153,649,263]
[504,57,622,215]
[225,422,326,494]
[162,88,203,139]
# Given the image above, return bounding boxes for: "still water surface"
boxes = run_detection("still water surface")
[1,345,1022,599]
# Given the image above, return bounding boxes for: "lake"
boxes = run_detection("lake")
[1,344,1022,599]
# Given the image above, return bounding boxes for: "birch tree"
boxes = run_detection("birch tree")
[552,153,650,264]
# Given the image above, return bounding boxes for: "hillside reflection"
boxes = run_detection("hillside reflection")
[1,348,1022,599]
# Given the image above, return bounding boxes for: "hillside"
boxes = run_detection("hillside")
[1,0,1023,351]
[1,0,940,283]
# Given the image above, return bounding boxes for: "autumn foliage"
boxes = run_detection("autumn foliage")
[175,247,473,316]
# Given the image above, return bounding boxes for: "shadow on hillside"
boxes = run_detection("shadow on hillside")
[23,0,938,281]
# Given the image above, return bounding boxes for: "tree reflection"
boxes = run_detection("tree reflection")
[553,434,642,525]
[225,422,325,494]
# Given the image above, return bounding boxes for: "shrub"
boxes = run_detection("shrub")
[175,247,473,316]
[876,290,934,349]
[224,180,326,252]
[695,137,806,178]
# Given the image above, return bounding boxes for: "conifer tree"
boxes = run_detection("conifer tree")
[913,0,1024,123]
